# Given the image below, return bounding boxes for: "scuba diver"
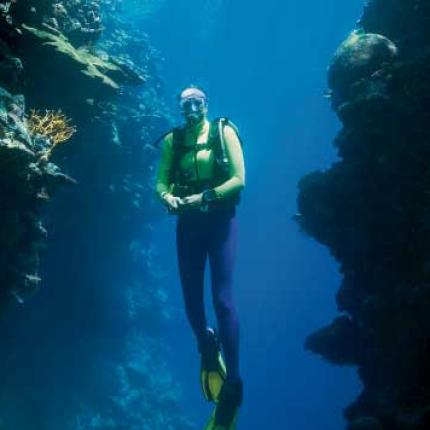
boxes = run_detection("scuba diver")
[155,86,245,430]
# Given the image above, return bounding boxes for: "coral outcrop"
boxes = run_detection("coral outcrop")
[0,85,74,308]
[14,24,145,113]
[27,109,76,158]
[297,1,430,429]
[43,0,103,46]
[6,0,103,46]
[0,0,145,109]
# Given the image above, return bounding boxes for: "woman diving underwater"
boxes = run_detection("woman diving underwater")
[155,86,245,430]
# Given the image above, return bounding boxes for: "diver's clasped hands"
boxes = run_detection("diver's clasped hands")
[163,193,183,211]
[182,193,203,206]
[163,192,203,213]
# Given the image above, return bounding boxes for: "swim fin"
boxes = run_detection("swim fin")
[204,380,243,430]
[203,408,238,430]
[200,328,227,402]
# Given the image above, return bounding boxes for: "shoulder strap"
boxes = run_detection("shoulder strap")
[172,125,187,148]
[168,126,187,183]
[151,129,172,149]
[152,118,243,150]
[209,117,243,165]
[211,117,243,143]
[208,118,220,143]
[221,118,244,147]
[151,124,186,150]
[206,118,227,170]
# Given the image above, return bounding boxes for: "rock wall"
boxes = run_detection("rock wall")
[0,2,191,429]
[0,1,80,308]
[297,1,430,429]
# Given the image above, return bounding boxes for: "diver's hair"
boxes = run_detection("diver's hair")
[177,84,208,102]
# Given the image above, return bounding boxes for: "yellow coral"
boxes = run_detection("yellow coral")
[27,109,76,157]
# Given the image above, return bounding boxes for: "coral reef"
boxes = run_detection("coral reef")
[0,86,74,307]
[297,1,430,429]
[22,24,122,89]
[328,30,398,111]
[17,24,144,109]
[44,0,103,46]
[0,1,187,430]
[0,0,15,24]
[28,109,76,158]
[0,39,22,91]
[5,0,103,47]
[0,1,144,109]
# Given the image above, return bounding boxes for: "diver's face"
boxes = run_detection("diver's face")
[179,95,208,125]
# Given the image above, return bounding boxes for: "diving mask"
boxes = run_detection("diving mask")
[179,96,207,114]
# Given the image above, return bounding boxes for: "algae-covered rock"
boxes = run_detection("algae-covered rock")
[360,0,430,58]
[328,31,398,108]
[7,0,104,47]
[12,25,144,113]
[22,24,123,90]
[44,0,103,47]
[0,87,33,160]
[0,39,23,90]
[0,138,35,175]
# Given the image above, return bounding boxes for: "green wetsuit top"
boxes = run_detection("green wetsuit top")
[155,118,245,202]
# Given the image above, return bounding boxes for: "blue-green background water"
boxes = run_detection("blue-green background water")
[146,0,364,428]
[0,1,369,429]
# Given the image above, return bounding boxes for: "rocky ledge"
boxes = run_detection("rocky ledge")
[297,1,430,429]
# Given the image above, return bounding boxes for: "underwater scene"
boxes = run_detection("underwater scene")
[1,0,430,429]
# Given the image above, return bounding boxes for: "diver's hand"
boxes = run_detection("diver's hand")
[182,193,203,207]
[163,193,184,211]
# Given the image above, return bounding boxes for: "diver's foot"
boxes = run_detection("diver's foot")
[200,328,227,402]
[214,379,243,428]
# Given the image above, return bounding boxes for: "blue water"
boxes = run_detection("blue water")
[147,1,364,429]
[0,1,367,429]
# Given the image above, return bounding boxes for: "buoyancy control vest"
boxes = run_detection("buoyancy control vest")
[156,117,244,208]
